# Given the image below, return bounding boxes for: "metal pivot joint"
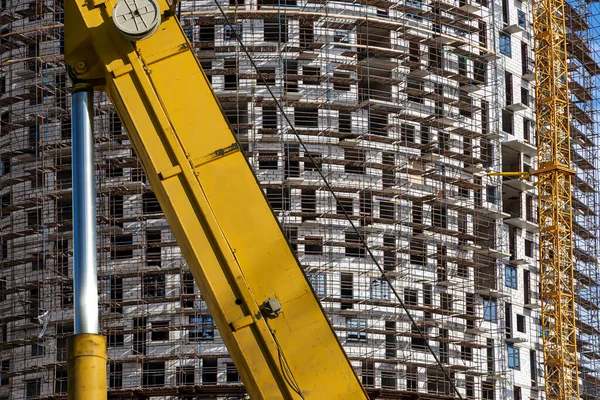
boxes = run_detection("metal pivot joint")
[112,0,161,41]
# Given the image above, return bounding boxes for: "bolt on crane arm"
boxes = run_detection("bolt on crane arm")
[64,0,368,398]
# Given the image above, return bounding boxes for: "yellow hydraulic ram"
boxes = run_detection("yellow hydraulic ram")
[65,0,368,398]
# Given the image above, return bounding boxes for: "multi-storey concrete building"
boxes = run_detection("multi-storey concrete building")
[0,0,599,398]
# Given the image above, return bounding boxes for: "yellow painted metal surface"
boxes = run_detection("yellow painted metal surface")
[65,1,368,398]
[531,0,580,396]
[67,334,107,400]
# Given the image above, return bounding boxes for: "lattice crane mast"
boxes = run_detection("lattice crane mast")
[531,0,580,396]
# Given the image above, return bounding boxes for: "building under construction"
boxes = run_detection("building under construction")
[1,0,600,398]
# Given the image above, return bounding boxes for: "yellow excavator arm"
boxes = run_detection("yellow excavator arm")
[65,0,368,398]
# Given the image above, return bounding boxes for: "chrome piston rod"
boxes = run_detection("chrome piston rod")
[71,83,99,335]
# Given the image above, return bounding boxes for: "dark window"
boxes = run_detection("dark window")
[259,151,278,170]
[383,235,395,271]
[284,60,298,92]
[524,270,531,305]
[382,152,395,188]
[381,372,396,389]
[525,239,534,257]
[345,233,364,257]
[304,152,321,172]
[264,19,287,42]
[199,24,215,42]
[466,375,474,398]
[483,381,495,400]
[432,204,447,228]
[1,154,10,175]
[385,321,396,359]
[146,230,161,267]
[110,195,124,219]
[502,109,514,134]
[142,192,162,214]
[266,187,290,211]
[341,273,353,309]
[303,66,320,77]
[110,363,123,389]
[362,359,375,387]
[108,330,124,347]
[300,22,314,47]
[25,378,41,398]
[339,110,352,133]
[440,293,452,311]
[0,360,9,386]
[61,118,72,140]
[521,86,529,106]
[226,363,240,382]
[111,233,133,259]
[530,350,538,385]
[110,277,123,313]
[400,123,415,143]
[486,185,497,204]
[61,283,73,307]
[176,366,195,385]
[224,59,238,90]
[202,359,218,384]
[106,161,123,178]
[505,71,513,104]
[407,366,418,391]
[142,362,165,387]
[182,272,195,308]
[337,197,353,216]
[333,72,350,91]
[411,325,427,350]
[55,366,68,393]
[461,345,473,361]
[262,106,277,129]
[380,200,394,220]
[523,118,532,142]
[301,189,316,221]
[517,314,526,333]
[151,321,169,341]
[423,284,432,307]
[143,274,165,298]
[345,149,365,174]
[133,317,147,355]
[256,67,275,85]
[295,108,318,128]
[404,288,418,306]
[304,236,323,255]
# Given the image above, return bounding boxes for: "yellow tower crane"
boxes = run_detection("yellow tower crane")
[531,0,580,396]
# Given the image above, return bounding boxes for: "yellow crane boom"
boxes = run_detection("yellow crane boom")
[64,0,368,398]
[531,0,580,396]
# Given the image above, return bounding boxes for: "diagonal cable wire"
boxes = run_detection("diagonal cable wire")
[209,3,465,398]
